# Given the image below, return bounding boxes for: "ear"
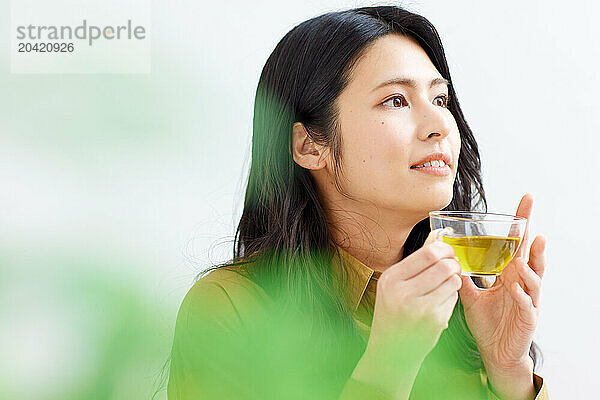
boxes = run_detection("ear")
[291,122,328,170]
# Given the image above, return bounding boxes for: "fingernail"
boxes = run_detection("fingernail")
[436,227,454,241]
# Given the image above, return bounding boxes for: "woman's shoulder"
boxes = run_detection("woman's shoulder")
[176,262,271,333]
[193,262,269,304]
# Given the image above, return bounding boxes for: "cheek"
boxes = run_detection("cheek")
[341,119,411,187]
[450,127,461,161]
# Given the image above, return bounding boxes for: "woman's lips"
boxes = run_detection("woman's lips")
[409,165,451,176]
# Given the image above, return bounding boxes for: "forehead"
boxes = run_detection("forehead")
[346,34,442,90]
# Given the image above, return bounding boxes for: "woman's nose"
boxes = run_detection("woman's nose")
[415,105,451,141]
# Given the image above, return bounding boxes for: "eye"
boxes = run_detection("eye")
[382,95,408,108]
[434,94,450,108]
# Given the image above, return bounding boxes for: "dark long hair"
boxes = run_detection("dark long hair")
[204,5,541,377]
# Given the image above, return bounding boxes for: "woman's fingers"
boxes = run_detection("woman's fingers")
[509,281,536,314]
[511,235,546,309]
[413,257,461,295]
[514,193,534,259]
[458,274,481,309]
[514,257,542,308]
[438,290,459,327]
[390,240,455,280]
[422,272,462,304]
[528,235,547,279]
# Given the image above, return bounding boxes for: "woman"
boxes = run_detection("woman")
[167,6,549,399]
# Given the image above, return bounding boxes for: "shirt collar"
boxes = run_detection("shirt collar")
[330,245,383,312]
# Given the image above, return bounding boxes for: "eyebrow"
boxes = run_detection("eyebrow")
[371,76,450,92]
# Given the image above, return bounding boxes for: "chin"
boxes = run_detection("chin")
[384,183,455,216]
[413,189,454,218]
[437,190,454,210]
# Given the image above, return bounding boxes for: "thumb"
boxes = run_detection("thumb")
[459,275,479,308]
[424,227,453,246]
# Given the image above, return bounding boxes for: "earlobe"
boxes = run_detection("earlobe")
[291,122,327,170]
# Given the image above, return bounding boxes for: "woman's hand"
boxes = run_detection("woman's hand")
[370,229,462,357]
[351,228,462,399]
[459,193,547,400]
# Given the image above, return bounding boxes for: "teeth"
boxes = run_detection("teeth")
[413,159,446,168]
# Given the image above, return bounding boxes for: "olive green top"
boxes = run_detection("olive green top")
[168,246,549,399]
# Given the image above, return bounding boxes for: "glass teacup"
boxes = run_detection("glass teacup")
[429,211,527,278]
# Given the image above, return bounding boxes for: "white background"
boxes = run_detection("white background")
[1,0,598,398]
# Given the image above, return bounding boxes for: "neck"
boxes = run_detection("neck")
[323,198,424,273]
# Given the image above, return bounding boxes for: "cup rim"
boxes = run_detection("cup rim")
[428,211,527,223]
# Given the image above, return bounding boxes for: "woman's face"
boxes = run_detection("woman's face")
[328,34,462,218]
